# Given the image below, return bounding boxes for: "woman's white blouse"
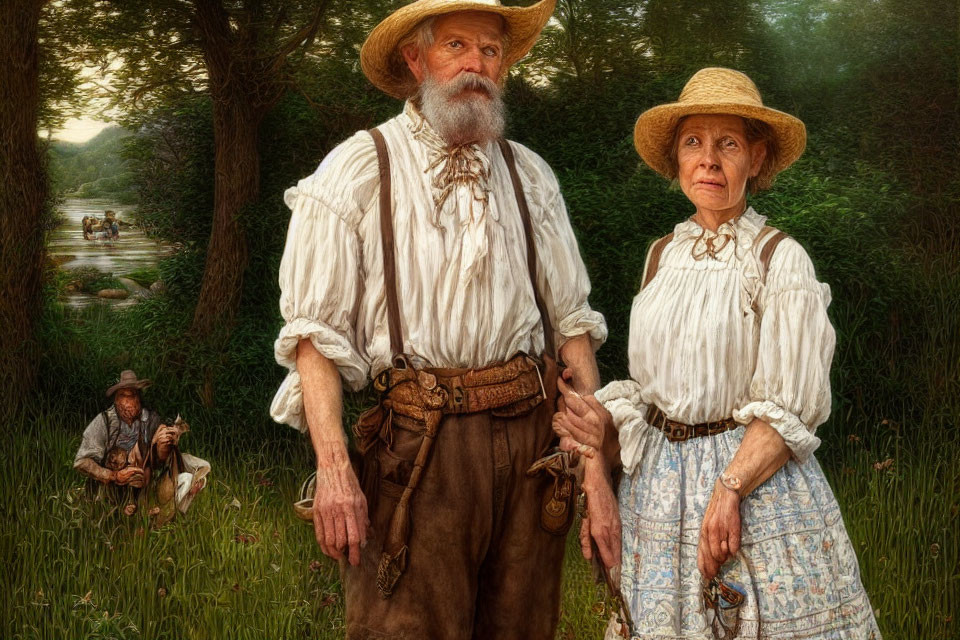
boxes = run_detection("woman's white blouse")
[271,103,606,431]
[596,208,835,471]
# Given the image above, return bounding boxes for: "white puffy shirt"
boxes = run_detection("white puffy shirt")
[595,208,835,470]
[271,102,607,431]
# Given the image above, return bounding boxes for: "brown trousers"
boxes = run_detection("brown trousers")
[342,374,566,640]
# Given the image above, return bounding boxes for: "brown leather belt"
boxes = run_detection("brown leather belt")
[372,352,546,421]
[645,405,740,442]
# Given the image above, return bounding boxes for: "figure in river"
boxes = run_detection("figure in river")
[81,211,120,241]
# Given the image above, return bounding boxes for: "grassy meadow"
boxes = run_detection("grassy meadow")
[5,346,958,639]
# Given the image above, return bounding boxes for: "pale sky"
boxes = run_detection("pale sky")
[43,117,115,144]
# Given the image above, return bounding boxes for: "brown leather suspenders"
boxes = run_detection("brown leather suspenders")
[368,127,556,360]
[497,138,557,359]
[641,226,789,290]
[368,128,404,357]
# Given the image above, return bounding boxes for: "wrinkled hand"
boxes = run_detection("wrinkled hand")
[697,480,742,581]
[189,477,206,496]
[552,376,612,460]
[153,424,179,460]
[579,461,622,573]
[115,466,145,488]
[313,455,370,566]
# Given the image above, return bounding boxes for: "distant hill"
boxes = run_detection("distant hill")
[48,126,137,203]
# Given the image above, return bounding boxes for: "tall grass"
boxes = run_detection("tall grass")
[5,396,958,638]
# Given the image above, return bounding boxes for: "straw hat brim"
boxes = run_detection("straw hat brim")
[634,102,807,180]
[360,0,556,99]
[293,471,317,522]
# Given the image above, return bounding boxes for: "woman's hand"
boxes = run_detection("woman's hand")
[697,479,741,581]
[552,375,616,466]
[580,461,622,573]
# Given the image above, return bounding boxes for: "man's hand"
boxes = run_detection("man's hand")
[312,442,370,567]
[153,424,179,461]
[115,466,145,488]
[697,479,741,581]
[579,460,622,572]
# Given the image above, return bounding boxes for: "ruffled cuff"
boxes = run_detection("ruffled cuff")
[557,305,608,350]
[594,380,659,475]
[271,317,369,431]
[733,400,822,463]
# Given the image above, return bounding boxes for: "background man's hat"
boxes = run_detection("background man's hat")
[106,370,152,397]
[634,67,807,182]
[360,0,556,99]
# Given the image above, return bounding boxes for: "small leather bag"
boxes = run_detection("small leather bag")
[526,447,576,536]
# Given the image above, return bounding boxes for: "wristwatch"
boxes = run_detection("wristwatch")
[719,471,743,495]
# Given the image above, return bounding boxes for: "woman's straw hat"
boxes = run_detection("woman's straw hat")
[634,67,806,183]
[361,0,556,99]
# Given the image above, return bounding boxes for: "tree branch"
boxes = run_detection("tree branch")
[266,0,330,75]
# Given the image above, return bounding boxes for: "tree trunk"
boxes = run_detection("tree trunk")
[190,0,265,340]
[190,97,261,338]
[0,0,47,416]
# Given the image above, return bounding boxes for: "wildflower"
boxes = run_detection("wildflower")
[847,434,861,443]
[930,543,940,558]
[309,560,322,572]
[872,458,894,471]
[157,587,167,598]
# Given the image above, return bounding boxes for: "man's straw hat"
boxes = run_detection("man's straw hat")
[106,369,152,397]
[634,67,806,183]
[360,0,556,99]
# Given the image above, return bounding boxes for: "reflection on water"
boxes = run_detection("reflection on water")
[49,198,174,308]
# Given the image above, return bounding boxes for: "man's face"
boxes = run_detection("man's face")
[114,388,141,424]
[409,11,505,92]
[402,12,508,146]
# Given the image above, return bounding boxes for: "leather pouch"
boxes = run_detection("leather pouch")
[527,447,576,536]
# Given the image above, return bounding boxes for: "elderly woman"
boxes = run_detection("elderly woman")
[554,68,882,639]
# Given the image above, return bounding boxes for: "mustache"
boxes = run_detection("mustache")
[440,72,499,99]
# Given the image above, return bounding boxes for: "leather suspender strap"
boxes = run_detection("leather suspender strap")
[642,232,674,290]
[759,229,788,284]
[369,128,404,357]
[497,138,557,359]
[641,225,788,291]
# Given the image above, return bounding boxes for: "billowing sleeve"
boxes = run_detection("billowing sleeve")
[594,380,660,476]
[74,414,108,467]
[733,238,836,463]
[270,132,379,431]
[513,144,607,350]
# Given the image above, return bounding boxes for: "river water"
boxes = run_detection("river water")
[48,198,174,308]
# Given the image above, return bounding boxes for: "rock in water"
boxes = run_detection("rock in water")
[97,289,130,299]
[117,277,150,297]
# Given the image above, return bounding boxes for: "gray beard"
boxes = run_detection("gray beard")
[418,72,506,146]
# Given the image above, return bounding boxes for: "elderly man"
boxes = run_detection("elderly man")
[75,371,209,519]
[270,0,606,637]
[74,370,179,488]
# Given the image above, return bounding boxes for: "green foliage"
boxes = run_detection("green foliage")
[48,127,137,202]
[57,266,126,295]
[30,0,960,636]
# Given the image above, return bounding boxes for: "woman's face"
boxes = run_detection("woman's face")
[675,114,765,221]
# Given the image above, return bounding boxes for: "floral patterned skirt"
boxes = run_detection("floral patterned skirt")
[610,428,882,639]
